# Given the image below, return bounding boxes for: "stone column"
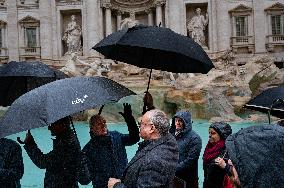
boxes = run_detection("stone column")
[146,9,153,26]
[155,1,163,26]
[117,11,122,30]
[50,0,59,58]
[85,0,102,56]
[210,0,218,52]
[165,0,183,34]
[105,3,112,36]
[7,0,19,61]
[216,0,230,51]
[253,0,266,53]
[39,0,52,60]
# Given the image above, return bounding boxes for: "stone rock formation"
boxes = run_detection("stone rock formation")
[55,54,283,123]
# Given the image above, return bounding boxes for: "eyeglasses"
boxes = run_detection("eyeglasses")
[138,121,154,128]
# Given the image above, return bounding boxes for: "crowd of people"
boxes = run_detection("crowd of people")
[0,92,283,188]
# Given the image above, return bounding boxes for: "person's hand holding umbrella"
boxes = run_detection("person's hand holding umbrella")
[17,130,35,145]
[142,92,155,115]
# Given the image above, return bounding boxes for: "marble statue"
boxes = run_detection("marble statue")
[84,59,111,77]
[62,15,82,55]
[120,12,139,29]
[187,8,208,47]
[60,53,84,76]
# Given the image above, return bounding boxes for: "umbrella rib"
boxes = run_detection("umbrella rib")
[245,104,284,111]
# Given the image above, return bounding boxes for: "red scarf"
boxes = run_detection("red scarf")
[203,139,225,164]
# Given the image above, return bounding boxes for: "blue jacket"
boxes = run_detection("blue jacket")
[0,138,24,188]
[82,116,139,187]
[169,111,202,187]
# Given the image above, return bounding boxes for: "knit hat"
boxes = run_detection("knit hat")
[209,122,232,140]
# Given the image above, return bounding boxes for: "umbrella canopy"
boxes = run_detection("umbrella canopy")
[0,61,67,107]
[93,25,214,74]
[0,76,136,138]
[244,86,284,120]
[226,124,284,188]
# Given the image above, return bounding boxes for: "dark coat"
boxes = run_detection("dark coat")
[81,116,139,187]
[169,111,202,187]
[0,138,24,188]
[24,129,82,188]
[203,148,227,188]
[114,133,179,188]
[226,124,284,188]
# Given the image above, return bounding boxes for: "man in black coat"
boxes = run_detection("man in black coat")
[108,109,179,188]
[23,117,87,188]
[0,138,24,188]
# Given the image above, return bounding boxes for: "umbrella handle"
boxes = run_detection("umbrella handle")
[17,137,25,144]
[98,105,104,115]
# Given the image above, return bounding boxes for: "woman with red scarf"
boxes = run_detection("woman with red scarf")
[203,122,233,188]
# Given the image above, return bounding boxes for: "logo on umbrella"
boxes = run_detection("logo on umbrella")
[72,95,88,105]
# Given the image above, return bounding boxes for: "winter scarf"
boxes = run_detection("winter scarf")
[203,139,225,164]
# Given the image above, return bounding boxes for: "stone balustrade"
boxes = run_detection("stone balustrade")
[19,46,41,56]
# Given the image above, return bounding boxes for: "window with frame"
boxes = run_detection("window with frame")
[236,16,248,36]
[19,16,40,50]
[26,27,37,47]
[271,15,283,35]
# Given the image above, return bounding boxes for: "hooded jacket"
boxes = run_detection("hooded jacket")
[0,138,24,188]
[169,111,202,187]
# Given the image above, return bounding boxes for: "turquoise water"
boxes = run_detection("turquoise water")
[7,120,258,187]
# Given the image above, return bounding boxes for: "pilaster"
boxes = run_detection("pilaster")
[253,0,266,53]
[7,0,19,61]
[39,0,53,60]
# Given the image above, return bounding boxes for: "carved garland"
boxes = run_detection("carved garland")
[101,0,166,14]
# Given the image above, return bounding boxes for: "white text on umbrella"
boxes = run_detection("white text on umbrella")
[72,95,88,105]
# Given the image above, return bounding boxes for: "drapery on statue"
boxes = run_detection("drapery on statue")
[62,15,82,55]
[120,12,139,29]
[84,60,111,77]
[187,8,208,47]
[60,53,84,76]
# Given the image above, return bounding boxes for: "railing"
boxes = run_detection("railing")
[266,35,284,44]
[230,36,254,45]
[19,47,41,56]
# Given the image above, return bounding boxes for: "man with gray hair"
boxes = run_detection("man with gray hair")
[108,109,179,188]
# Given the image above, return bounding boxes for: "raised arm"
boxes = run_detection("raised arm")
[119,103,140,146]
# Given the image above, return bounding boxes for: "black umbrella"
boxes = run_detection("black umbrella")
[93,25,214,91]
[226,124,284,188]
[244,86,284,123]
[0,61,68,107]
[0,76,136,138]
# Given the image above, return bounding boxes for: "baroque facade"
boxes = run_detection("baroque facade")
[0,0,283,67]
